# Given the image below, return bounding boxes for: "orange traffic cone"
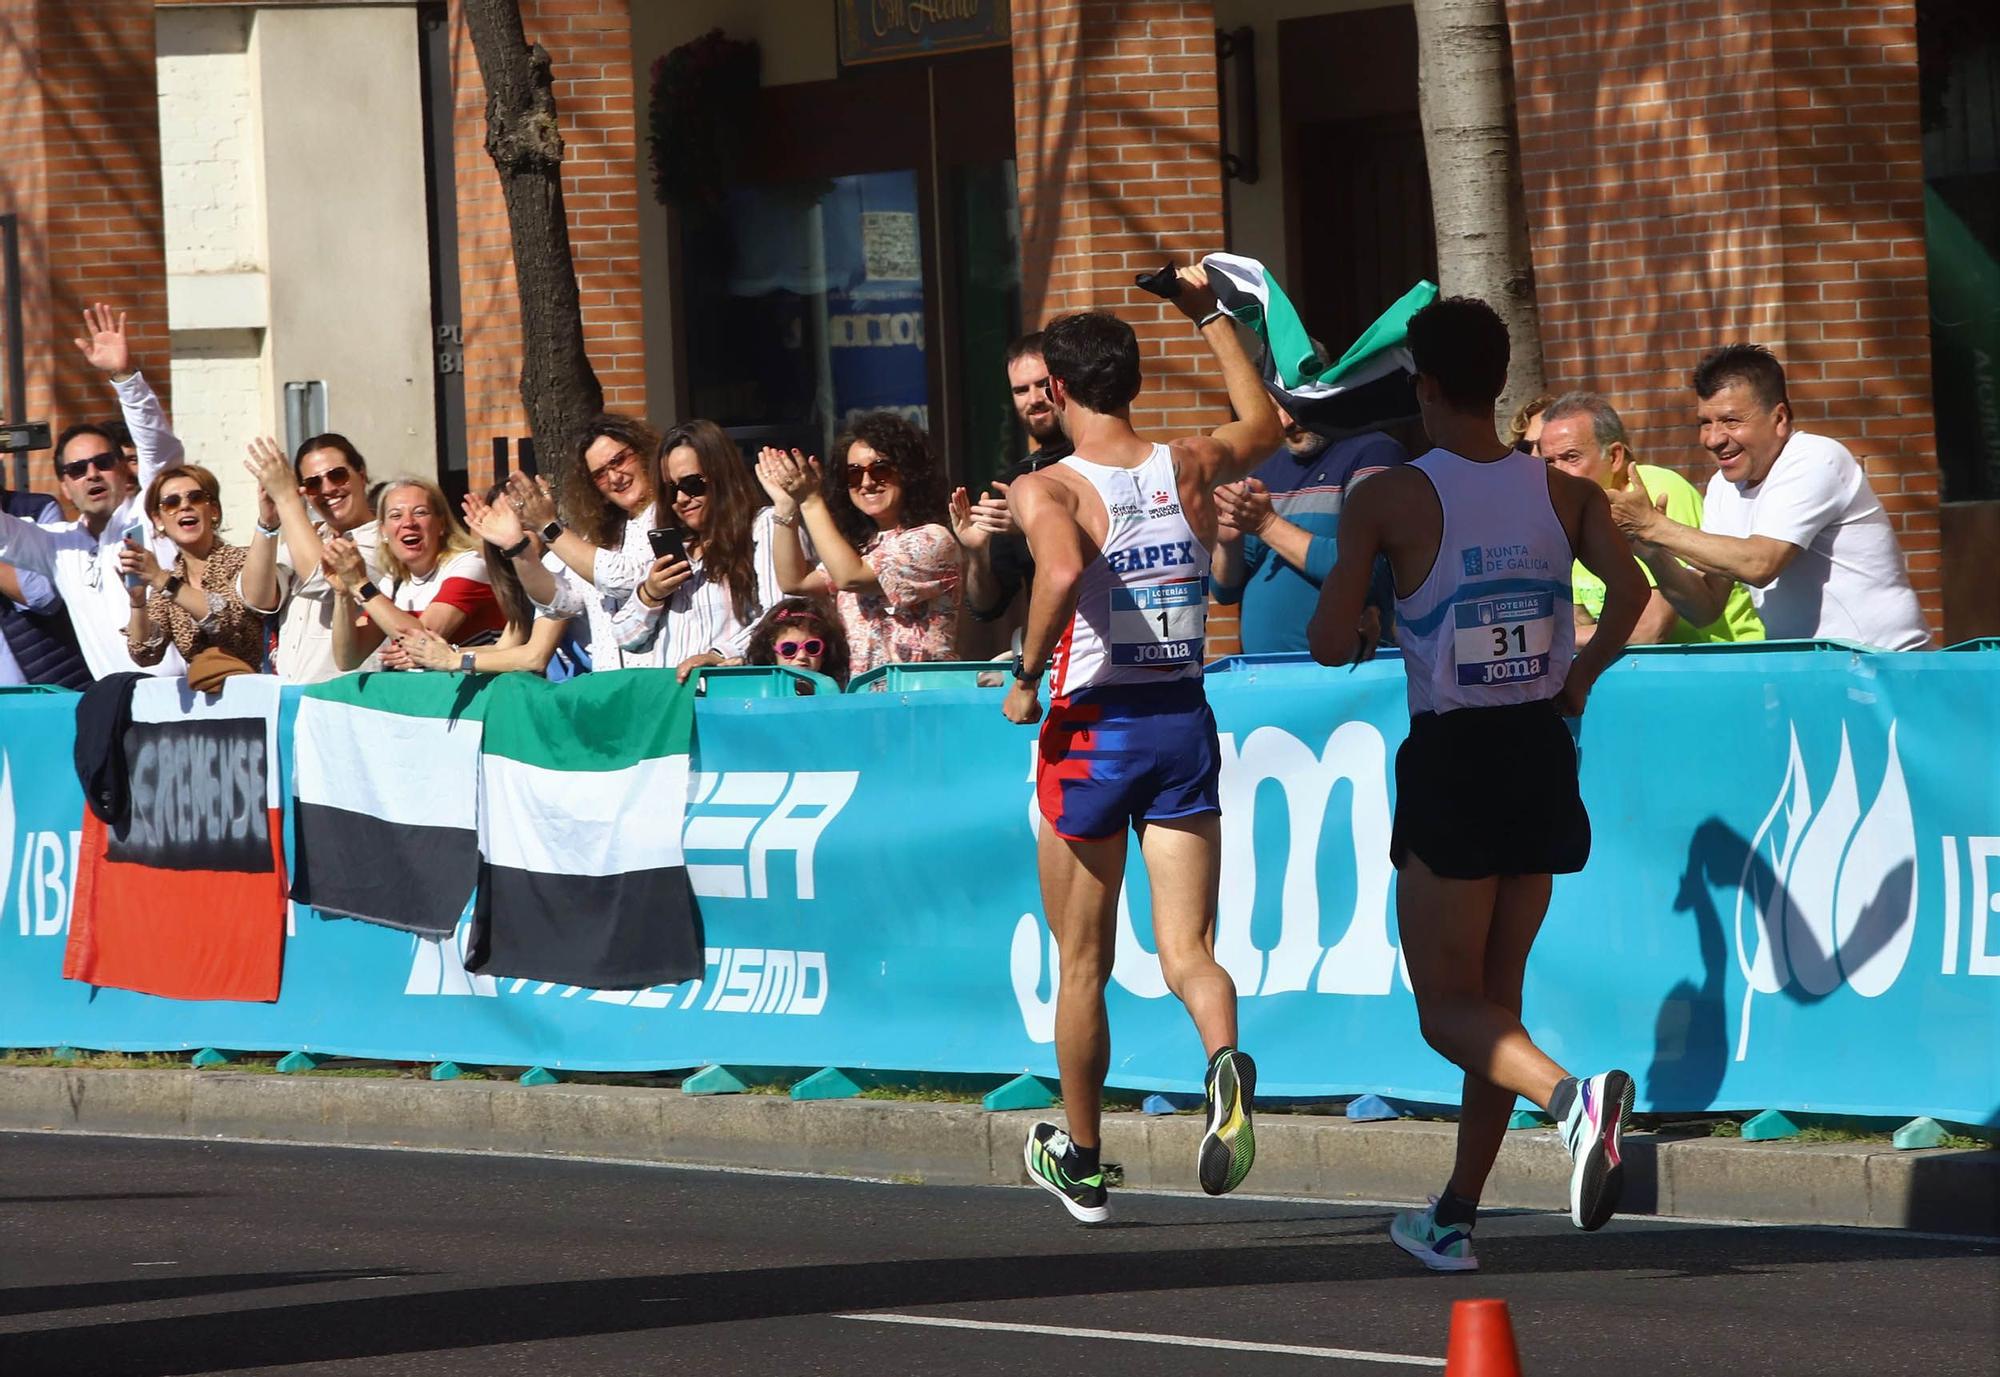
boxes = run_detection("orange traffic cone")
[1444,1297,1522,1376]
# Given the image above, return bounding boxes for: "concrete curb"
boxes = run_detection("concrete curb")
[2,1068,1994,1236]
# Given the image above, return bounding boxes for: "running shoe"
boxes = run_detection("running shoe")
[1558,1069,1635,1231]
[1024,1121,1110,1224]
[1198,1046,1257,1196]
[1389,1197,1479,1272]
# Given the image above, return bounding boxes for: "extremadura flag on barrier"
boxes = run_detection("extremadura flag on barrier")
[291,670,702,990]
[64,675,287,1002]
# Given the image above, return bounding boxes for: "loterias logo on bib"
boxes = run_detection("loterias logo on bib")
[1730,721,1918,1059]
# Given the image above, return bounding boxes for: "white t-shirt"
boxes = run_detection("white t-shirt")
[240,520,382,683]
[1701,431,1929,650]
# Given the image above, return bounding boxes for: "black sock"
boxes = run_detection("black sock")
[1434,1188,1479,1228]
[1070,1142,1101,1176]
[1547,1076,1580,1123]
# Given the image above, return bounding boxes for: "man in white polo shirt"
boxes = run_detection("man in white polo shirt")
[0,304,186,677]
[1606,344,1929,650]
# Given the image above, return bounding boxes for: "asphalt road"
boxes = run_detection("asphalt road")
[1,1132,1995,1376]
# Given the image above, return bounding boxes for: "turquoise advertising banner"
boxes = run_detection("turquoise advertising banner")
[1,648,1996,1124]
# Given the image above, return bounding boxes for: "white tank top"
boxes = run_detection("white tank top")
[1395,448,1575,716]
[1049,444,1208,698]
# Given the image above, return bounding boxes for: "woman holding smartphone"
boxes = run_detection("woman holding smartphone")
[610,418,781,673]
[122,465,267,676]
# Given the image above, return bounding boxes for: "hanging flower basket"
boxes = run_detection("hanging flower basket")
[648,29,761,212]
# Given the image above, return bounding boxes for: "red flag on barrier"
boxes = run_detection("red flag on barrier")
[63,676,287,1002]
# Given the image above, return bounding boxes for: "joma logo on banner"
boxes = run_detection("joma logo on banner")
[1010,723,1401,1043]
[1733,720,2000,1062]
[0,752,82,939]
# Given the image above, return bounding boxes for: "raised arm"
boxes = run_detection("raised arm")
[0,510,60,580]
[75,304,184,492]
[1165,264,1282,486]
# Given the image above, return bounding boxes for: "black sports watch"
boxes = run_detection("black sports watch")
[498,534,532,561]
[355,579,382,604]
[539,519,563,544]
[1011,653,1044,685]
[161,575,185,600]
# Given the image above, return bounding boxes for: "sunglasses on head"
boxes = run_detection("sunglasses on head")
[302,464,354,494]
[58,451,119,481]
[157,489,211,513]
[667,473,710,499]
[845,460,900,489]
[775,638,825,659]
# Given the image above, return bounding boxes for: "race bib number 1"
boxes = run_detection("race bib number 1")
[1452,591,1555,687]
[1109,579,1207,667]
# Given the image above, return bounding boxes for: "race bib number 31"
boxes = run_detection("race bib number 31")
[1109,579,1207,667]
[1452,590,1555,687]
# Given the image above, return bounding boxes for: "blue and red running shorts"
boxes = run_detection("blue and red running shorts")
[1036,678,1221,841]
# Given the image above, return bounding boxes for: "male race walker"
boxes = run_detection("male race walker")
[1309,297,1648,1269]
[1003,267,1282,1223]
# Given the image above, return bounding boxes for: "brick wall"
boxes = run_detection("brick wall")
[1507,0,1943,629]
[448,0,645,490]
[1010,0,1243,653]
[0,0,169,500]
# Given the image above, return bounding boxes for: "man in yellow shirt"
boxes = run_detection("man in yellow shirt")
[1538,393,1763,645]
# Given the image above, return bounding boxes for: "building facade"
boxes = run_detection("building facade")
[2,0,1994,639]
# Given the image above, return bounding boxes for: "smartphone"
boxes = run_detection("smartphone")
[120,521,146,591]
[647,527,687,565]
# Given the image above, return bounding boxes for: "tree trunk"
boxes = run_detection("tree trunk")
[461,0,603,493]
[1412,0,1547,421]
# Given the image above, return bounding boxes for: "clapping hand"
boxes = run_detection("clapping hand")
[506,473,558,532]
[73,303,131,376]
[321,534,368,595]
[948,487,991,552]
[463,488,527,552]
[396,626,459,672]
[244,437,295,530]
[1605,468,1668,541]
[755,447,821,511]
[1212,478,1273,540]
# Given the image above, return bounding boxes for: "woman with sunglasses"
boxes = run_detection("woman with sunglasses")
[321,477,506,671]
[239,433,382,681]
[121,465,268,674]
[612,419,781,673]
[758,411,961,675]
[496,414,666,671]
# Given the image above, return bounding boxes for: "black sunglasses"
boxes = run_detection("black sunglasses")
[57,451,119,481]
[845,460,901,489]
[302,464,354,494]
[157,490,212,513]
[667,473,710,499]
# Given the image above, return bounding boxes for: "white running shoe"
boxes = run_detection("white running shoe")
[1389,1196,1479,1272]
[1558,1069,1634,1231]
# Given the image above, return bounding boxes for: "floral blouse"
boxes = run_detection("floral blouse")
[128,540,266,670]
[814,523,961,675]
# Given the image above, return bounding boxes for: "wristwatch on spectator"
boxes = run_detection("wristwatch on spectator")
[161,575,185,601]
[539,518,563,545]
[499,534,532,561]
[459,651,476,673]
[355,579,382,604]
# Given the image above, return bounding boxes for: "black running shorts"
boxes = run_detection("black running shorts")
[1389,697,1591,879]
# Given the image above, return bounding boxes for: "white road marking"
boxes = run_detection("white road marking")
[834,1311,1446,1366]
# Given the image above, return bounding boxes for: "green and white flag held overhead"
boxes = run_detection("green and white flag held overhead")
[1200,253,1437,437]
[291,670,702,989]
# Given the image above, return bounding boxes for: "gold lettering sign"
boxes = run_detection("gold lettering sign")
[840,0,1009,66]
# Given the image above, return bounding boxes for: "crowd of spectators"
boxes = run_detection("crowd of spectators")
[0,302,1939,700]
